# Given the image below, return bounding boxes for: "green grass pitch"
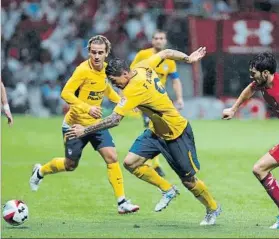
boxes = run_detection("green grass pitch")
[1,116,279,238]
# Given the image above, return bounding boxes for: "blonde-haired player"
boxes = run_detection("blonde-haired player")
[29,35,139,214]
[130,30,184,177]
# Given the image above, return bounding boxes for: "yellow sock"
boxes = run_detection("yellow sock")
[107,162,125,199]
[132,164,172,191]
[152,155,160,168]
[40,157,66,176]
[190,179,218,211]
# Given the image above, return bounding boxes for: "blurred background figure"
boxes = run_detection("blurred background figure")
[1,80,14,126]
[1,0,279,119]
[41,80,62,115]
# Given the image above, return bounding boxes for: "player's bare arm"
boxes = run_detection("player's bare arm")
[1,81,14,126]
[65,112,123,139]
[172,78,184,110]
[158,47,206,63]
[222,84,256,120]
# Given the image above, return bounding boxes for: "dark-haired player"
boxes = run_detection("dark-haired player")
[66,47,222,225]
[130,30,184,177]
[29,35,139,214]
[223,52,279,229]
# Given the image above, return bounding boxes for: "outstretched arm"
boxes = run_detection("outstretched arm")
[1,81,13,126]
[172,78,184,110]
[157,47,206,64]
[222,84,256,120]
[65,112,123,139]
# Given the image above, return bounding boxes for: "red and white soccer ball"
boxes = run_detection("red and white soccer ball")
[3,200,29,226]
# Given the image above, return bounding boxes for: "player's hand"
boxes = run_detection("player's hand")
[65,124,85,140]
[4,109,13,126]
[175,98,184,110]
[188,47,206,63]
[89,106,102,119]
[222,107,236,120]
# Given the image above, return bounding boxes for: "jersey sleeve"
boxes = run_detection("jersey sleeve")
[130,51,143,69]
[61,67,91,113]
[144,54,164,70]
[168,61,179,80]
[114,87,146,116]
[104,83,121,104]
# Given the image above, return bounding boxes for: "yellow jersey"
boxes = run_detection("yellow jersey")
[130,48,178,85]
[61,60,120,126]
[114,55,187,140]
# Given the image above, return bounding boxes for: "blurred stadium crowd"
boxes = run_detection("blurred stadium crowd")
[1,0,279,116]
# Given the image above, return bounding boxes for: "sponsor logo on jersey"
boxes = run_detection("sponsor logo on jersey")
[87,91,104,100]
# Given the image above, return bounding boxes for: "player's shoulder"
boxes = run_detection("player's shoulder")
[74,60,90,74]
[77,60,89,69]
[75,60,107,74]
[126,70,146,90]
[138,48,153,56]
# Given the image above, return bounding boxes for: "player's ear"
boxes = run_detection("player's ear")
[263,70,270,75]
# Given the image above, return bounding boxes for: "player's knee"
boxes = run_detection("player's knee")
[252,163,263,178]
[181,176,196,189]
[65,158,78,171]
[105,153,118,164]
[123,160,134,172]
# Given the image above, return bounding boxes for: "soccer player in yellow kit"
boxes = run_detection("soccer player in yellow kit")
[66,47,222,225]
[29,35,139,214]
[130,30,184,177]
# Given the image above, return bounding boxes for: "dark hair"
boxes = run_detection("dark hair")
[249,52,277,74]
[105,58,129,77]
[87,35,111,54]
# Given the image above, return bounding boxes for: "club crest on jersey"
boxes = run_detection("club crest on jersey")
[87,91,104,100]
[118,97,127,107]
[68,148,72,155]
[163,64,168,71]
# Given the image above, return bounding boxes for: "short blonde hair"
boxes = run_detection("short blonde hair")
[87,35,111,54]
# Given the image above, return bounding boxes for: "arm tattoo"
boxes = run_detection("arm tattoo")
[84,112,123,135]
[169,50,190,62]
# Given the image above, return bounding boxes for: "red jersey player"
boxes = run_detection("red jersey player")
[222,52,279,229]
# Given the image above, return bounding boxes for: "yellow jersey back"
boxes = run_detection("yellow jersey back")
[114,55,187,140]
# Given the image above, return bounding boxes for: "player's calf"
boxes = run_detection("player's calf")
[182,176,221,224]
[253,152,279,208]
